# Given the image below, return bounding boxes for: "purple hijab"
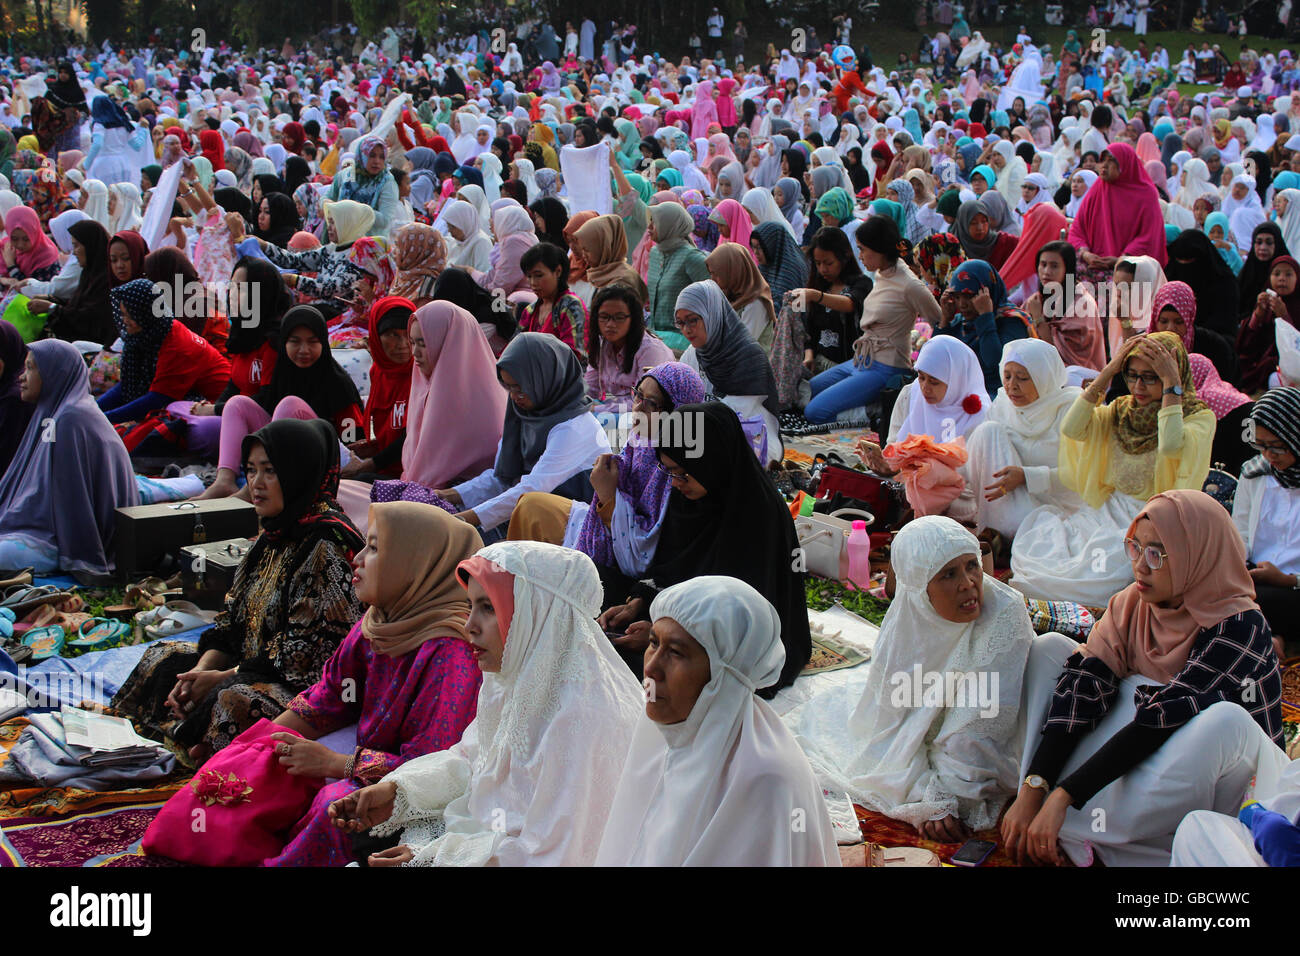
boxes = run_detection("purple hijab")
[0,319,32,477]
[0,339,138,574]
[689,204,719,252]
[575,362,706,569]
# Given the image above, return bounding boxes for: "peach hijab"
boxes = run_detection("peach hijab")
[1084,489,1258,684]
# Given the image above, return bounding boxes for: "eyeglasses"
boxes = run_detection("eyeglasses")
[655,460,691,481]
[632,386,664,413]
[673,315,702,331]
[1122,370,1162,387]
[1123,537,1170,571]
[1251,440,1292,455]
[597,311,632,325]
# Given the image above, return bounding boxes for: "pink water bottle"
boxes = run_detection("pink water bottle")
[845,519,872,590]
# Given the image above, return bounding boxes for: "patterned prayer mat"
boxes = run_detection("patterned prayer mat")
[853,804,1017,867]
[0,801,181,867]
[803,633,869,676]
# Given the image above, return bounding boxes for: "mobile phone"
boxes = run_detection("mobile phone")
[950,838,996,867]
[604,629,627,641]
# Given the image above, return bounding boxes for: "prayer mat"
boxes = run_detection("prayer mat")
[803,632,869,676]
[1282,661,1300,724]
[0,800,181,866]
[853,804,1019,867]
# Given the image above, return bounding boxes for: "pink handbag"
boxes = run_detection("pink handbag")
[143,719,325,866]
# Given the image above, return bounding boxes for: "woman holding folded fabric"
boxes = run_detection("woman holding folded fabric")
[111,418,365,765]
[1010,332,1215,609]
[1004,490,1285,866]
[264,504,483,867]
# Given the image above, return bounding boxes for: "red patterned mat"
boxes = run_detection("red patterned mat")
[0,801,181,867]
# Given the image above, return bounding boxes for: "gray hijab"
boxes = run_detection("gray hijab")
[0,340,138,574]
[676,280,779,415]
[811,165,841,199]
[955,199,1000,260]
[493,332,593,484]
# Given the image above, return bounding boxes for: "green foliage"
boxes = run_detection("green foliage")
[348,0,386,38]
[805,576,889,626]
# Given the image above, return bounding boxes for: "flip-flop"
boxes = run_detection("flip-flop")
[5,587,70,619]
[22,625,65,661]
[1,584,56,608]
[67,618,132,653]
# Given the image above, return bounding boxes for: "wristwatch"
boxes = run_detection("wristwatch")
[1024,774,1050,793]
[1163,384,1183,396]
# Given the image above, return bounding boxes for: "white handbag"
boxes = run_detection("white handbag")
[794,508,874,582]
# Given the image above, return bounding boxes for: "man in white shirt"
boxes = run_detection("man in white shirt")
[707,8,724,41]
[1016,25,1033,47]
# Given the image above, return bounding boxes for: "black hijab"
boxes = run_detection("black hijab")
[844,146,870,194]
[254,173,287,203]
[46,61,87,112]
[256,305,362,420]
[240,417,363,548]
[1246,149,1272,204]
[1164,229,1239,337]
[1238,221,1289,320]
[283,155,311,196]
[214,186,253,227]
[47,219,114,347]
[492,332,591,484]
[528,197,569,250]
[434,267,514,341]
[255,191,301,248]
[0,319,32,477]
[650,401,811,695]
[781,148,810,199]
[226,256,290,354]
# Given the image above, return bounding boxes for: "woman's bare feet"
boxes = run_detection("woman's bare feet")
[191,468,239,500]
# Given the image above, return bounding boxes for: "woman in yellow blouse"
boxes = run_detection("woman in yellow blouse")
[1009,331,1215,609]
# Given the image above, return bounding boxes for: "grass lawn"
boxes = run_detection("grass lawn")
[856,23,1279,67]
[805,576,891,625]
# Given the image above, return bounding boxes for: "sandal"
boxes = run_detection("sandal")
[0,567,34,590]
[139,601,215,640]
[22,625,65,661]
[67,618,132,653]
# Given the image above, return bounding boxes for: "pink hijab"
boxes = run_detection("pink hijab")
[709,198,756,260]
[1135,132,1162,165]
[1066,142,1167,266]
[1188,353,1250,419]
[690,80,720,138]
[401,302,507,488]
[5,207,61,276]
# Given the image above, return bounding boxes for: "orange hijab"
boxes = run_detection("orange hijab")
[1084,489,1258,684]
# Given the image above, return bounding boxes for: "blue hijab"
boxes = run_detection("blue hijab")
[89,93,131,130]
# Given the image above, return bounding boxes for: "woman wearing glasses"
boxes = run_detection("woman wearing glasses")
[676,280,783,465]
[1009,331,1215,609]
[597,401,811,696]
[1002,490,1285,866]
[1232,389,1300,661]
[582,284,674,417]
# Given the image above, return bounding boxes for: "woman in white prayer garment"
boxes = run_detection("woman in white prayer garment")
[788,516,1035,844]
[328,541,643,866]
[596,576,841,867]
